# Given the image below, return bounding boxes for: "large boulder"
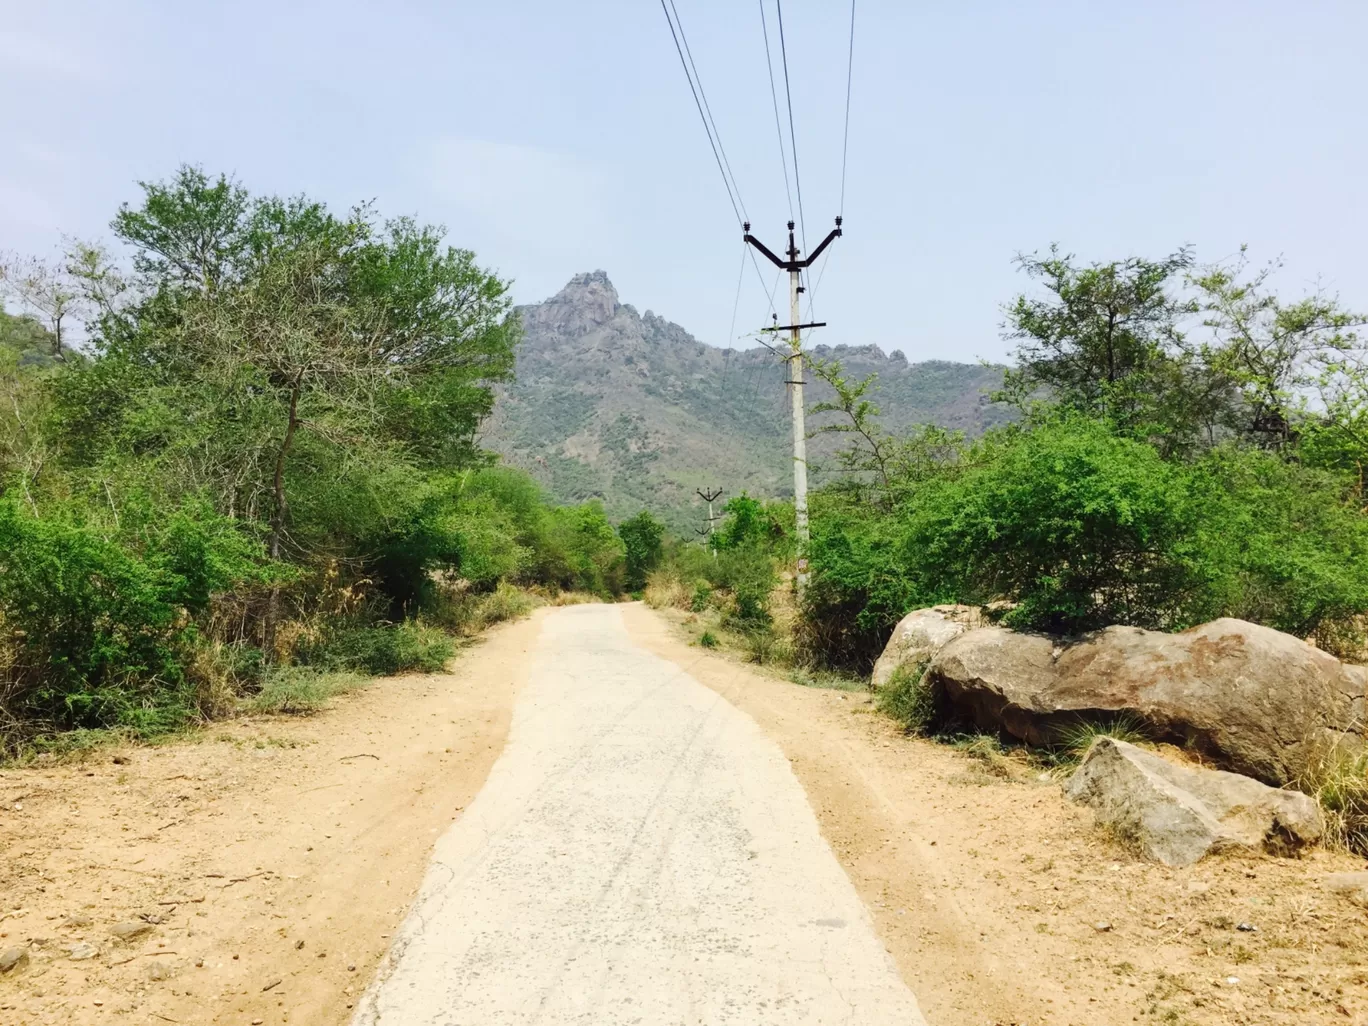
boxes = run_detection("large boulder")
[927,618,1367,786]
[871,605,982,689]
[1066,737,1323,866]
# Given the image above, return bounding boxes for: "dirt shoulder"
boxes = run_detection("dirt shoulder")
[0,610,545,1026]
[624,603,1368,1026]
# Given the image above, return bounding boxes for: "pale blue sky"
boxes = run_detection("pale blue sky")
[2,1,1364,362]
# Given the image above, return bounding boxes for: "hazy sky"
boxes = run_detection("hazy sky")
[2,1,1365,363]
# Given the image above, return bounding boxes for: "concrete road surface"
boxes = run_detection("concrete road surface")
[352,604,927,1025]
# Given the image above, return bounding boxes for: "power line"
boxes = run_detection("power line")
[758,0,794,222]
[667,0,750,222]
[774,0,807,253]
[658,0,746,225]
[719,242,747,401]
[839,0,856,217]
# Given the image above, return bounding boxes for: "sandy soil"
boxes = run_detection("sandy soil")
[624,604,1368,1026]
[0,611,543,1026]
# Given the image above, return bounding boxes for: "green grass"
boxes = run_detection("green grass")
[875,661,935,733]
[250,667,366,715]
[699,630,719,649]
[1056,714,1152,761]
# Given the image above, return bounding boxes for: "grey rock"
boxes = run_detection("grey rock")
[109,921,154,942]
[871,605,981,689]
[0,946,29,973]
[1323,871,1368,907]
[68,942,98,961]
[61,913,93,928]
[1066,737,1323,866]
[928,618,1367,786]
[147,961,174,981]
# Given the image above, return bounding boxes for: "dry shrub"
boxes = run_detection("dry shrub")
[430,580,542,635]
[545,590,599,607]
[1300,741,1368,854]
[643,568,691,611]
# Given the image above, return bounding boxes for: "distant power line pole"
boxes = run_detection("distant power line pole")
[696,487,723,556]
[744,217,842,595]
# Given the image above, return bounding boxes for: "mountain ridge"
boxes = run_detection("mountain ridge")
[482,271,1007,533]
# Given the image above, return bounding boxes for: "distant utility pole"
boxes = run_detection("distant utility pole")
[744,217,843,595]
[696,487,723,557]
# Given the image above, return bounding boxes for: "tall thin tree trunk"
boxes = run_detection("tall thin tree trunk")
[263,374,303,661]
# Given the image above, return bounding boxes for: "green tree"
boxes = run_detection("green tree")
[49,165,522,651]
[618,509,665,591]
[1001,246,1220,448]
[1190,249,1365,450]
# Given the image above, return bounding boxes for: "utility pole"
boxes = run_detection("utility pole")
[696,487,723,557]
[744,217,842,595]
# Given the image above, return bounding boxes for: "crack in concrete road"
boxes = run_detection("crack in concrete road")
[352,605,927,1025]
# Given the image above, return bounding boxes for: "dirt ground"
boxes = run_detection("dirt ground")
[0,611,542,1026]
[624,604,1368,1026]
[2,602,1367,1026]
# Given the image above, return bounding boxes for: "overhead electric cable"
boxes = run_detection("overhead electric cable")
[774,0,807,252]
[758,0,794,222]
[839,0,856,216]
[666,0,751,222]
[658,0,746,225]
[719,241,747,400]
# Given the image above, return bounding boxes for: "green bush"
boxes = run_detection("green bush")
[618,510,665,591]
[713,545,777,627]
[876,662,936,734]
[904,417,1198,633]
[0,497,267,745]
[303,621,455,675]
[689,582,712,612]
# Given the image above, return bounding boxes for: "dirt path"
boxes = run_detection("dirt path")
[0,611,542,1026]
[354,603,925,1024]
[4,603,1365,1026]
[625,603,1368,1026]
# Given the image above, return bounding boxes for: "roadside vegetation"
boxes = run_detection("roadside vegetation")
[646,243,1368,842]
[0,166,662,757]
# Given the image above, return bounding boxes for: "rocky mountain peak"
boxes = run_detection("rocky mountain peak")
[524,271,622,337]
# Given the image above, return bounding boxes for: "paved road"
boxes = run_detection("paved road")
[352,605,927,1025]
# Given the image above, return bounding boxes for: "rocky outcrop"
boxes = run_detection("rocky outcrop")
[1066,737,1323,866]
[926,618,1367,786]
[519,270,621,338]
[870,605,981,689]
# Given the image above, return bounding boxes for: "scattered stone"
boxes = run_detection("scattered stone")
[61,914,93,929]
[148,961,173,981]
[1236,922,1257,932]
[112,755,129,765]
[68,942,98,961]
[262,977,282,992]
[1092,922,1113,932]
[109,921,154,942]
[1323,871,1368,907]
[0,946,29,973]
[347,963,356,972]
[928,618,1368,786]
[1065,737,1323,866]
[1226,976,1240,986]
[871,605,981,689]
[294,939,305,950]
